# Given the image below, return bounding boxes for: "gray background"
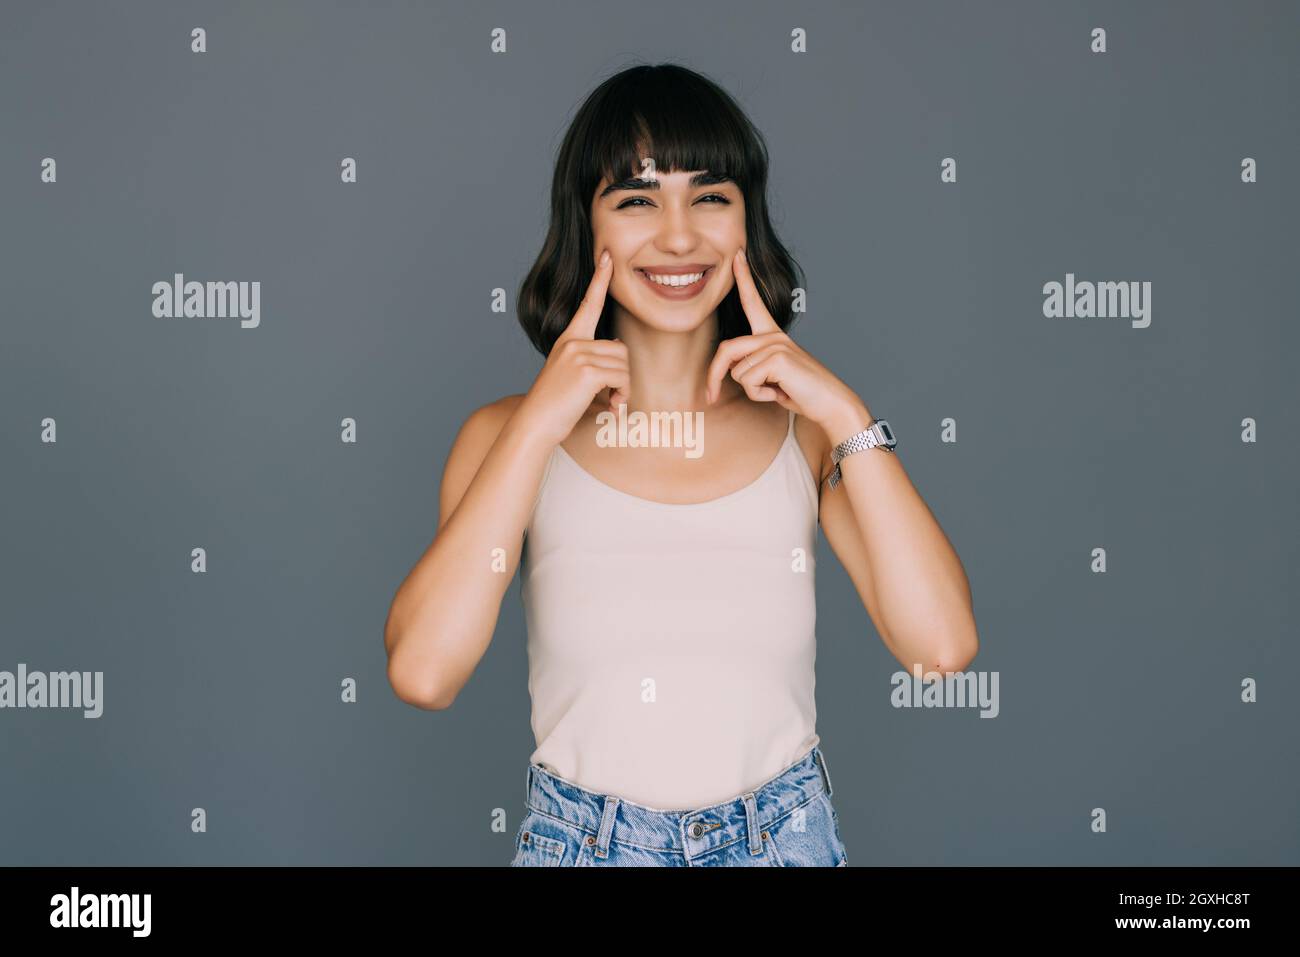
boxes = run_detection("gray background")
[1,0,1296,865]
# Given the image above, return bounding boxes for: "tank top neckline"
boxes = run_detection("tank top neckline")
[550,408,797,511]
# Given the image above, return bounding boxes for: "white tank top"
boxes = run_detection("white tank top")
[519,408,820,810]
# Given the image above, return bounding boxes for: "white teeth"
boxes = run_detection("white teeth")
[642,270,705,287]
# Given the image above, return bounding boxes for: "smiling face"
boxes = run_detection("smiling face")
[590,166,746,334]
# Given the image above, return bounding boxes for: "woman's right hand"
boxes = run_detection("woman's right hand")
[516,248,631,447]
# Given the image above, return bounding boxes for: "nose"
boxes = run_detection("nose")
[654,202,699,251]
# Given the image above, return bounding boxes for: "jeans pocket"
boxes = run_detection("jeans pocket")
[765,795,844,867]
[822,792,849,865]
[510,812,568,866]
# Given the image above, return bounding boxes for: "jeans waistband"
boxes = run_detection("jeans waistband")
[523,745,835,858]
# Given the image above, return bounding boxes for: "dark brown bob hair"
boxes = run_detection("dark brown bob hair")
[517,62,805,357]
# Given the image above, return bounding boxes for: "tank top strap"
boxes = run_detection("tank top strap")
[783,408,819,512]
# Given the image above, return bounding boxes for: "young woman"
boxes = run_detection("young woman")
[384,63,978,867]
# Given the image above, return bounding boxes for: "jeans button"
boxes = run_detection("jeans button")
[689,823,704,838]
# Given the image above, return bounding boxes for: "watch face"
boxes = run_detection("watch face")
[877,421,895,444]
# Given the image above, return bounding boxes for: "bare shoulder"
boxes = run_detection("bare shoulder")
[438,394,527,528]
[456,393,527,443]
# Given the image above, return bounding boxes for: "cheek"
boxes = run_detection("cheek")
[610,263,637,301]
[589,217,619,261]
[717,202,746,238]
[708,225,746,264]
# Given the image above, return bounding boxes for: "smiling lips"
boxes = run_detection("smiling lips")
[635,263,715,297]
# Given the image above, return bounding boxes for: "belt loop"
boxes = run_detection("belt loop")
[815,748,834,798]
[595,795,619,859]
[742,792,763,855]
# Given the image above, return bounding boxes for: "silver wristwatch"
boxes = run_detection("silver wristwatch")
[828,418,896,489]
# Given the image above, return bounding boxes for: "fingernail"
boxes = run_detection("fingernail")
[599,250,610,266]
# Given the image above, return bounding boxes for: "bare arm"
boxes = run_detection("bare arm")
[383,394,549,710]
[383,247,626,710]
[707,246,978,676]
[818,400,979,676]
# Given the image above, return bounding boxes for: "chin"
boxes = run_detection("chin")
[627,301,720,333]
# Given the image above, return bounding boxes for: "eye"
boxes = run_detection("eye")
[615,193,732,209]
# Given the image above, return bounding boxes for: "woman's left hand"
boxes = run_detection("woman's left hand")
[705,248,871,441]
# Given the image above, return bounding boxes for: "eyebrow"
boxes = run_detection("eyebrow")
[598,170,735,199]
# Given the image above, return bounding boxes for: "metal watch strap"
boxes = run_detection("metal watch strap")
[828,418,896,489]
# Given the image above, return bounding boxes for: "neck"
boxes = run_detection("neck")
[610,308,734,411]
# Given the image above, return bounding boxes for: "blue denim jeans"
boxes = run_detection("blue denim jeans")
[509,745,849,866]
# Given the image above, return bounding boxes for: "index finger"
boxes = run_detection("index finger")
[731,247,781,334]
[557,248,614,342]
